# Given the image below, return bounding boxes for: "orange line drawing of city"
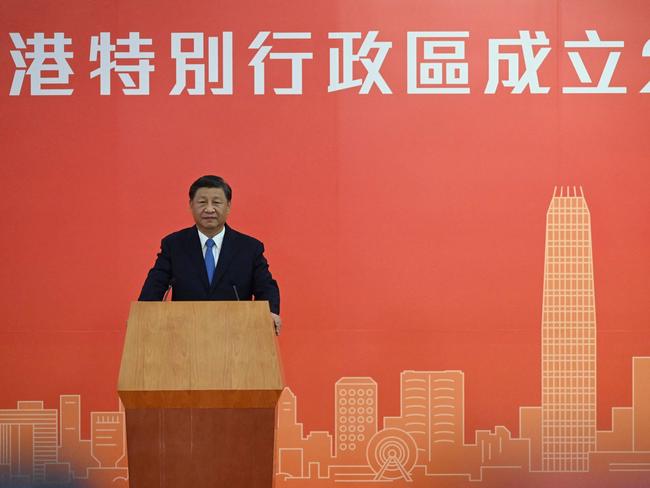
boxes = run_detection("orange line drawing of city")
[0,396,128,486]
[1,188,649,487]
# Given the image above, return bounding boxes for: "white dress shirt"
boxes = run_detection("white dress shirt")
[197,226,225,270]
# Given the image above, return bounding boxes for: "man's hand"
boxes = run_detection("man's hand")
[271,313,282,335]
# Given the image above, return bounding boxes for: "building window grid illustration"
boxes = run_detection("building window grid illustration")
[1,425,8,464]
[397,371,464,466]
[0,406,59,483]
[402,375,430,460]
[335,379,377,454]
[432,381,458,444]
[541,194,596,472]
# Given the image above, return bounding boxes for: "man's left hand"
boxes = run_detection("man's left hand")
[271,313,282,335]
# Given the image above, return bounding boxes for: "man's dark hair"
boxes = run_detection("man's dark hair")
[188,175,232,201]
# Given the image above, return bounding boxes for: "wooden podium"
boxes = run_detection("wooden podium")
[117,301,284,488]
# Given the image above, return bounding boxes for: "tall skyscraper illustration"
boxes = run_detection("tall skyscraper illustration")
[541,187,597,472]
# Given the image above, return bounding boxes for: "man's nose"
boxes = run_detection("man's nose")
[204,205,217,213]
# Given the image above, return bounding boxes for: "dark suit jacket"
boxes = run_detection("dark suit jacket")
[138,224,280,314]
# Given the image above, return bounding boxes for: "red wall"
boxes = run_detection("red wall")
[1,0,649,451]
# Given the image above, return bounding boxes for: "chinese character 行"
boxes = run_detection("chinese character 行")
[248,32,313,95]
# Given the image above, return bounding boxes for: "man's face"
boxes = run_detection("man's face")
[190,187,231,236]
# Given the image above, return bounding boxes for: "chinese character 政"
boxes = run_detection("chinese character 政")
[328,31,392,94]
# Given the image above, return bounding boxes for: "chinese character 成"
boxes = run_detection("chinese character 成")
[485,30,550,94]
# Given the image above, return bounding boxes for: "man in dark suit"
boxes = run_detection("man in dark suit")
[138,175,281,333]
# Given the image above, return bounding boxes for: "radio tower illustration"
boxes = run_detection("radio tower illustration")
[541,186,597,472]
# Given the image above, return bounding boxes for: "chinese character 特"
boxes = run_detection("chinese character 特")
[90,32,155,95]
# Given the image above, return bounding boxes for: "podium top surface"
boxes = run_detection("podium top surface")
[117,301,284,407]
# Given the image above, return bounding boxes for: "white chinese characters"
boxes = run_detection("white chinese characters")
[10,32,74,96]
[248,32,313,95]
[407,31,470,94]
[90,32,155,95]
[563,30,625,94]
[328,31,392,94]
[485,31,551,94]
[170,32,233,95]
[5,30,648,96]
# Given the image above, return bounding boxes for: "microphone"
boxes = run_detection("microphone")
[232,283,240,301]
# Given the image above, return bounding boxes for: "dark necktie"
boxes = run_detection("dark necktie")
[205,238,216,284]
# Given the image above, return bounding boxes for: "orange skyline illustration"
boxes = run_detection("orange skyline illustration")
[0,396,128,486]
[1,188,649,487]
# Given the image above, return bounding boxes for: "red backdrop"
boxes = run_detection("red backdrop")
[1,0,649,467]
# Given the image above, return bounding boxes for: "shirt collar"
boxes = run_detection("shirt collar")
[197,226,226,250]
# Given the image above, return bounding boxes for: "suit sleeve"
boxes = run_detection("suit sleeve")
[138,237,172,301]
[252,242,280,315]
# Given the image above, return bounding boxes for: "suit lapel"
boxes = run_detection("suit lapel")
[211,225,238,291]
[184,227,211,291]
